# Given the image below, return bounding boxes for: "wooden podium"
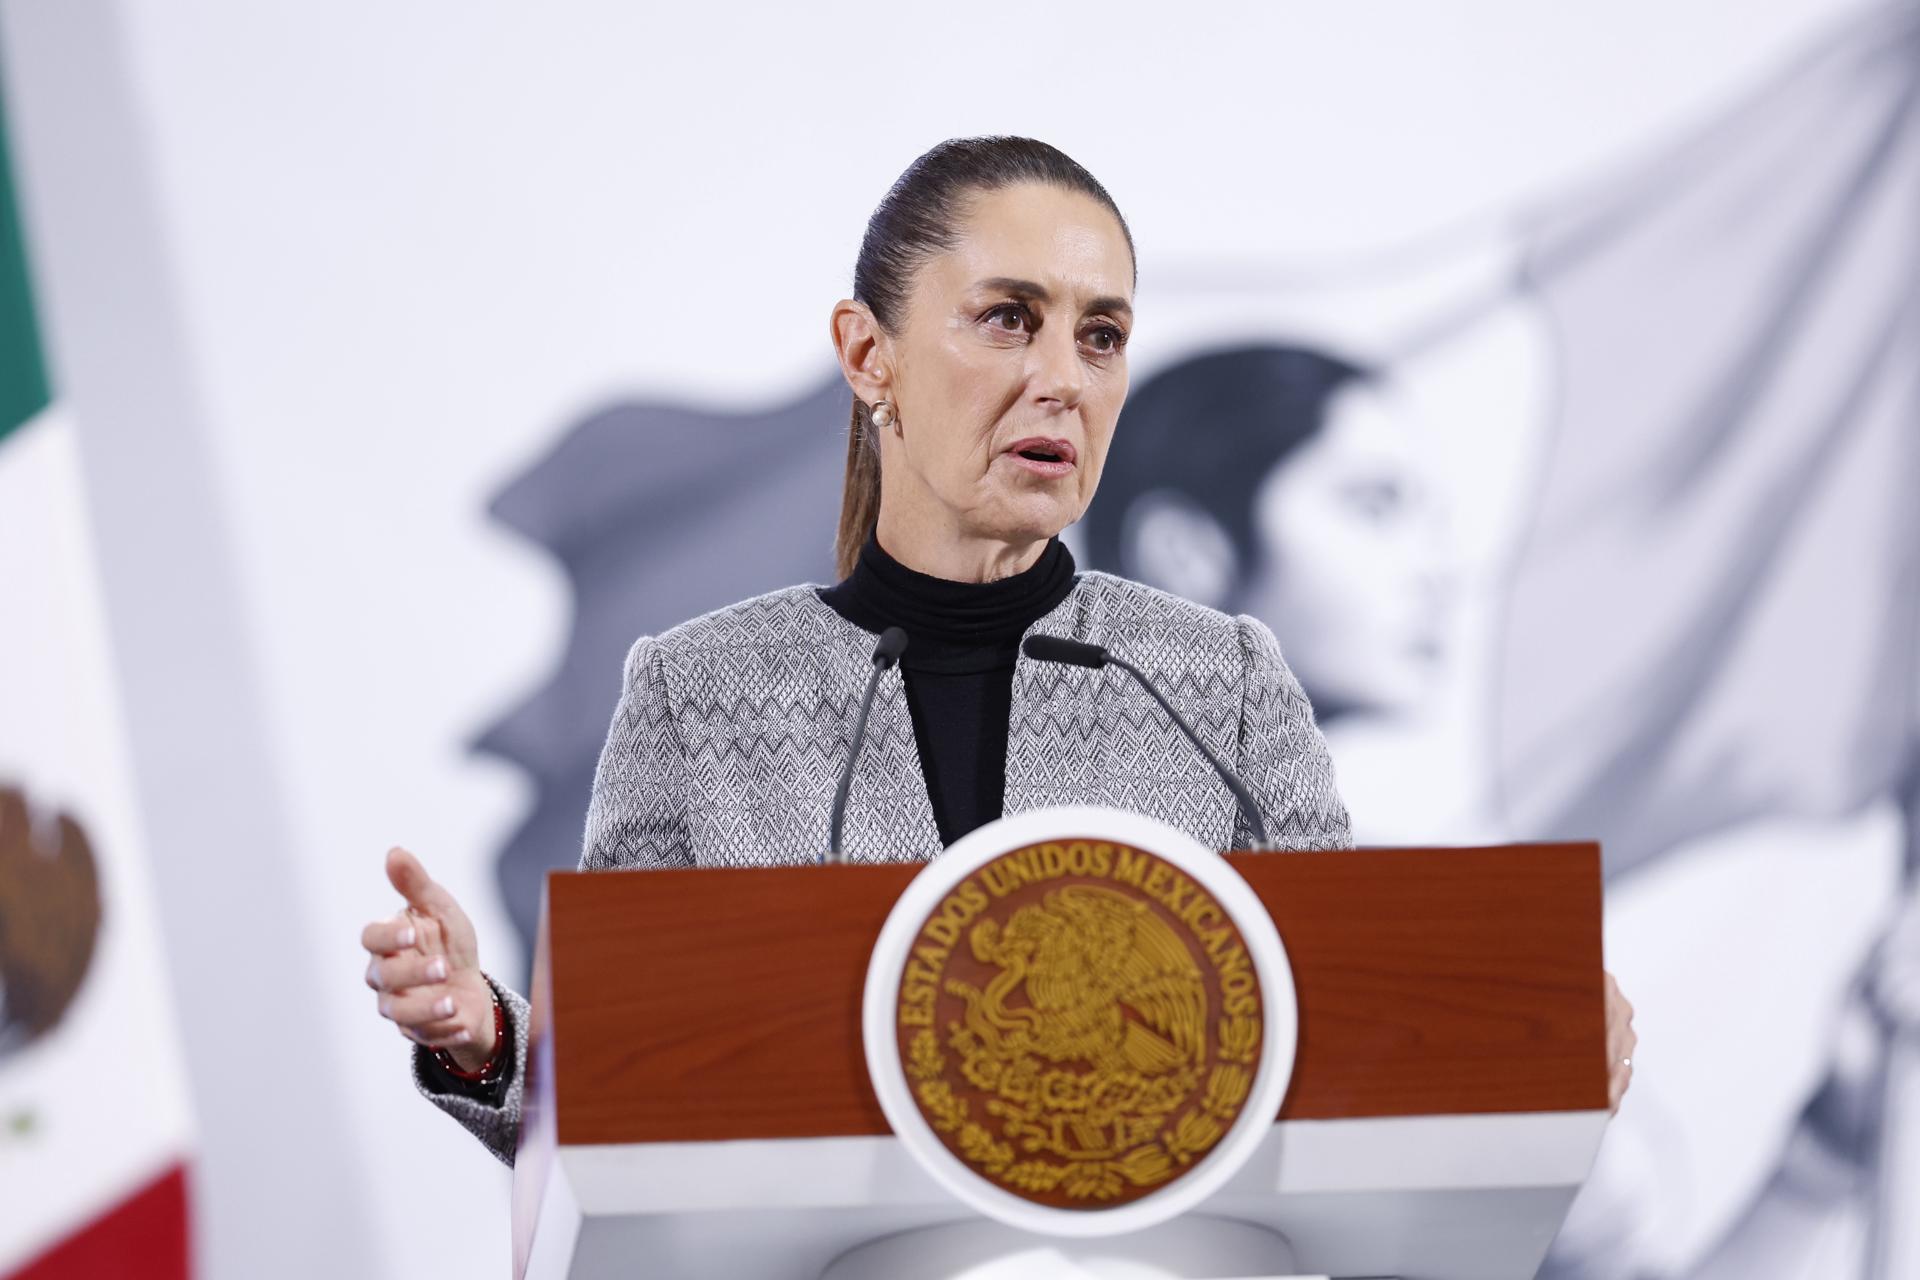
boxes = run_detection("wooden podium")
[512,844,1608,1280]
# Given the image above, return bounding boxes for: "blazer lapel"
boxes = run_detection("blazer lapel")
[1002,578,1237,846]
[858,662,941,861]
[1004,580,1104,814]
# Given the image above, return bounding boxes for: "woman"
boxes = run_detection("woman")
[1082,344,1451,725]
[360,136,1635,1168]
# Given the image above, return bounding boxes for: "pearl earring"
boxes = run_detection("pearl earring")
[870,399,896,432]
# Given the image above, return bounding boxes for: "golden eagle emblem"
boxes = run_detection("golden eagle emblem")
[897,841,1263,1207]
[959,884,1206,1077]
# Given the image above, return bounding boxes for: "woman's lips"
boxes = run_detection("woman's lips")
[1004,437,1077,479]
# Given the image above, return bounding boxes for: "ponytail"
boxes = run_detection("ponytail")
[835,399,882,579]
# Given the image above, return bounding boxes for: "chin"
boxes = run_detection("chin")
[978,496,1078,546]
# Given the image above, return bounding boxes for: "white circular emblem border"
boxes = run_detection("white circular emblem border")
[862,803,1299,1237]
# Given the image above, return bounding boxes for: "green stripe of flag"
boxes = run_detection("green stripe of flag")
[0,69,50,445]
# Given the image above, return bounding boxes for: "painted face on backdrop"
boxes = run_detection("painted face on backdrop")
[1237,381,1452,717]
[877,183,1135,556]
[1103,370,1452,720]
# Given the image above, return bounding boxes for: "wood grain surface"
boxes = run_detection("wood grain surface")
[538,844,1607,1147]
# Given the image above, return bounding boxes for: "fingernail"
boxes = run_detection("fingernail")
[434,996,454,1018]
[378,997,392,1018]
[367,959,381,988]
[398,926,416,947]
[452,1029,471,1045]
[427,958,446,982]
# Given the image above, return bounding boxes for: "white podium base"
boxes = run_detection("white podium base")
[820,1216,1316,1280]
[522,1110,1607,1278]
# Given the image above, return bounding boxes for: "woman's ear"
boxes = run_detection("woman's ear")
[1120,490,1240,610]
[830,299,890,405]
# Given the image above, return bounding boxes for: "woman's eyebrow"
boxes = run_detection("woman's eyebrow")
[974,276,1133,320]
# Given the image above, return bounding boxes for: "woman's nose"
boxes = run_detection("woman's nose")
[1030,325,1086,408]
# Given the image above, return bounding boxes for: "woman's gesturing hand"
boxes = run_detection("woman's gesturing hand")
[1604,969,1637,1114]
[362,846,498,1074]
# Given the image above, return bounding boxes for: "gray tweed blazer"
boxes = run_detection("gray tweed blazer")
[413,570,1352,1164]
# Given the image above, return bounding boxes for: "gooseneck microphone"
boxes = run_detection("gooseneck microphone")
[1021,635,1272,850]
[825,626,910,864]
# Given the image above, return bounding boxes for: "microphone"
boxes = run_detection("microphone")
[1021,635,1272,850]
[826,626,909,864]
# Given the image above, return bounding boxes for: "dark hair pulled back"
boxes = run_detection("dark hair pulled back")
[836,136,1136,578]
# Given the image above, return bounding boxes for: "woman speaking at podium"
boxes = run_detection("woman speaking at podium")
[360,137,1634,1166]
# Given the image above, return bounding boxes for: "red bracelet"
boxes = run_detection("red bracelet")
[433,983,507,1084]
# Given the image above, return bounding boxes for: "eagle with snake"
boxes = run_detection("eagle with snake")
[952,883,1207,1078]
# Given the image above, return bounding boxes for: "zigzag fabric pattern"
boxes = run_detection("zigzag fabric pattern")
[416,570,1353,1164]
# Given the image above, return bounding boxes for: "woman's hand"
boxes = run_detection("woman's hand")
[362,846,497,1074]
[1604,969,1637,1113]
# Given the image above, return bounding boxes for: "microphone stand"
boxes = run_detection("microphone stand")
[825,627,908,865]
[1021,635,1273,851]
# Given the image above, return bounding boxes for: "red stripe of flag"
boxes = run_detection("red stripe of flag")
[8,1162,191,1280]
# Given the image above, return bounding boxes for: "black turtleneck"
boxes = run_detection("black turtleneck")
[818,533,1077,845]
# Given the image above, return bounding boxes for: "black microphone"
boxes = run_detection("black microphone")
[826,626,909,864]
[1021,634,1272,850]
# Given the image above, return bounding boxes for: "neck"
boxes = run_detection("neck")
[873,507,1050,583]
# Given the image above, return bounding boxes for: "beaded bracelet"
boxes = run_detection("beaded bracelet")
[433,982,507,1084]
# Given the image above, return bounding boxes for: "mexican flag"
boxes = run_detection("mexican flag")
[0,68,194,1280]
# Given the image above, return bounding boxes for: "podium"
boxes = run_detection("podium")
[512,843,1608,1280]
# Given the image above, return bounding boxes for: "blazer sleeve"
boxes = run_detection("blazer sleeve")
[579,634,694,872]
[408,973,531,1167]
[1232,613,1355,851]
[409,634,693,1166]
